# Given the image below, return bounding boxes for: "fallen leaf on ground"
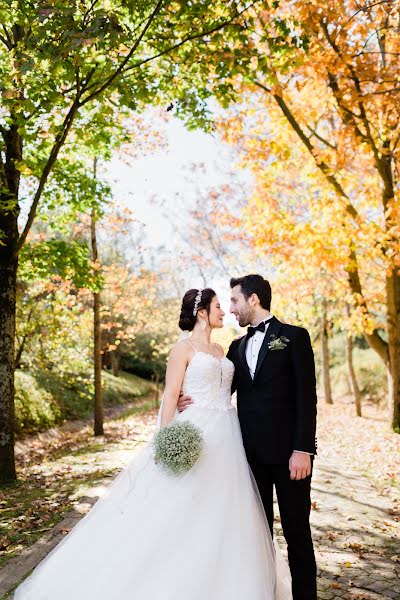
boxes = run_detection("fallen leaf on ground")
[390,555,400,562]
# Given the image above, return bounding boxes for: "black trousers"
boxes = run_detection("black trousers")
[249,458,317,600]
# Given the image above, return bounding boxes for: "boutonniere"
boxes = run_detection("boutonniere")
[268,334,290,350]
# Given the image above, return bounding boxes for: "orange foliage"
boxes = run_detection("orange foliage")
[217,0,399,337]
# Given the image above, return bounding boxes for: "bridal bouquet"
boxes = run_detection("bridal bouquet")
[154,421,203,475]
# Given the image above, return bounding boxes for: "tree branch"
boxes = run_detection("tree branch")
[253,79,359,222]
[253,79,388,357]
[82,0,100,26]
[326,72,367,143]
[344,1,393,26]
[0,153,8,189]
[305,124,337,150]
[15,99,80,255]
[125,5,252,72]
[81,1,258,104]
[0,34,10,48]
[79,0,165,105]
[0,24,13,49]
[368,87,400,95]
[320,20,395,205]
[321,19,383,156]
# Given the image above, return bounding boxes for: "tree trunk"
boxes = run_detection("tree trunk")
[0,122,22,483]
[321,299,333,404]
[15,335,26,369]
[111,350,120,377]
[93,288,104,436]
[386,270,400,431]
[101,351,110,370]
[346,331,362,417]
[154,372,160,409]
[345,304,362,416]
[91,158,104,437]
[0,254,18,482]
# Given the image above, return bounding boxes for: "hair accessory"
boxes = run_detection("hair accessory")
[193,289,203,316]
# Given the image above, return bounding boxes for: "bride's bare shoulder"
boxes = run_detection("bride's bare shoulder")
[169,339,192,360]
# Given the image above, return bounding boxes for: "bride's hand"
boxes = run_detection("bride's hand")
[177,391,193,412]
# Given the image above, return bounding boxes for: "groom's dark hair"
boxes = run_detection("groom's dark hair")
[230,274,271,310]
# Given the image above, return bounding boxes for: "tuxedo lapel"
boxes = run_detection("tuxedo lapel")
[238,335,252,384]
[253,316,284,382]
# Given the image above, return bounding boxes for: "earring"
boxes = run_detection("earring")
[199,318,206,331]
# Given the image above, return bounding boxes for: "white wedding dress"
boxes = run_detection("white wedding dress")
[14,350,292,600]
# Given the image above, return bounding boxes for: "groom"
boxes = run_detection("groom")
[179,274,318,600]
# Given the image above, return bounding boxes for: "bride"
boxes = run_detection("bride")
[13,287,292,600]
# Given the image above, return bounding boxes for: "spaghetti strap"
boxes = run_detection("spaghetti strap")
[185,339,197,352]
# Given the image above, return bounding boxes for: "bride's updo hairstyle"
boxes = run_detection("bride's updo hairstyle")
[179,288,216,331]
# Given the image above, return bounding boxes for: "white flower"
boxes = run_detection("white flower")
[154,421,203,476]
[268,335,290,350]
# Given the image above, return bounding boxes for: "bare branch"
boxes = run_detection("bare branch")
[0,34,10,47]
[353,50,400,57]
[344,0,393,26]
[305,125,337,150]
[368,86,400,95]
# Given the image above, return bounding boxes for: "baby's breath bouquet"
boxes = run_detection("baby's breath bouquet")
[154,421,203,476]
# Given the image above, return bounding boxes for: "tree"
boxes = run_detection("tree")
[91,157,104,436]
[0,0,260,482]
[212,0,399,430]
[97,264,158,375]
[346,303,362,417]
[320,298,333,405]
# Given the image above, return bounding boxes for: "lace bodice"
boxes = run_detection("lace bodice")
[182,351,235,411]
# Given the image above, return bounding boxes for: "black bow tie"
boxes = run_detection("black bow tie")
[247,321,266,338]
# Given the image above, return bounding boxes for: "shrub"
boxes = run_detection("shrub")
[15,371,62,434]
[14,368,156,437]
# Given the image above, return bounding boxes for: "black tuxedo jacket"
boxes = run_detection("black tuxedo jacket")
[227,316,318,465]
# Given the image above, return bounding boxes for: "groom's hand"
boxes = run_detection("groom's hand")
[289,451,312,480]
[177,391,193,412]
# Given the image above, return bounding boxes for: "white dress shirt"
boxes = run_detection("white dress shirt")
[245,316,273,379]
[245,316,313,456]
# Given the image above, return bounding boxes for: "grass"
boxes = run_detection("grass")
[15,368,156,436]
[103,370,157,402]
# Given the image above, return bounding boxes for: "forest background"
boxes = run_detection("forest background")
[0,0,398,484]
[0,4,399,593]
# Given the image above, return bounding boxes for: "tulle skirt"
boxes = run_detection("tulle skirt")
[13,405,292,600]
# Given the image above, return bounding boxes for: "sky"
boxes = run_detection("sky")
[105,113,252,325]
[107,114,249,250]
